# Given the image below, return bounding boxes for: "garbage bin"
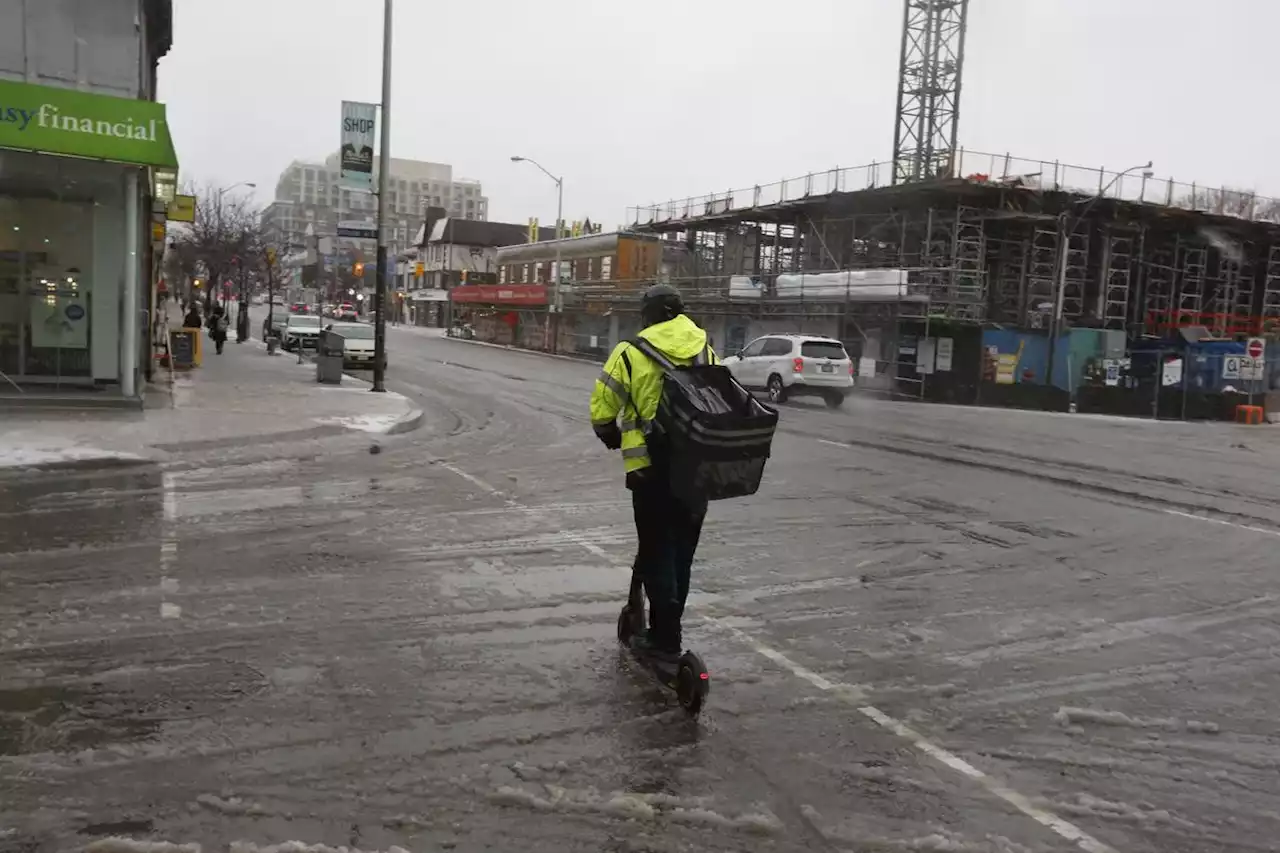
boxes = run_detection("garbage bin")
[316,328,345,385]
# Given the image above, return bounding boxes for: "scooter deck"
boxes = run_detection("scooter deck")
[626,639,682,689]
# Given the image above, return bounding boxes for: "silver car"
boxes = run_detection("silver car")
[721,334,854,408]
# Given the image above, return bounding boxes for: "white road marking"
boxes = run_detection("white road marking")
[160,472,180,619]
[163,472,178,522]
[823,437,1280,543]
[438,461,1116,853]
[1160,508,1280,538]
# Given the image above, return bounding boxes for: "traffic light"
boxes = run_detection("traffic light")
[354,261,365,277]
[192,278,203,289]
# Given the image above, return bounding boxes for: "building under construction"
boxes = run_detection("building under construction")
[450,1,1280,416]
[618,151,1280,403]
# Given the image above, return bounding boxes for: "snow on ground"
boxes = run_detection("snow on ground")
[83,842,412,853]
[312,412,404,433]
[0,444,141,468]
[487,783,784,834]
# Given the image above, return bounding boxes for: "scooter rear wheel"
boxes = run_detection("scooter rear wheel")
[676,651,710,715]
[617,605,635,646]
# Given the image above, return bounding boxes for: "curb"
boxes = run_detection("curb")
[386,408,426,435]
[0,455,157,481]
[440,334,605,366]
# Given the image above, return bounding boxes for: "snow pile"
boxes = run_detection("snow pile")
[230,844,410,853]
[312,413,404,434]
[0,445,141,468]
[1048,792,1190,827]
[85,840,201,853]
[487,784,782,833]
[195,794,273,816]
[816,828,1032,852]
[1054,705,1220,734]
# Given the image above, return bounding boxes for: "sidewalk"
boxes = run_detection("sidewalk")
[0,323,423,469]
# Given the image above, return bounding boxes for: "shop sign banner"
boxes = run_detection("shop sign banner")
[450,284,548,306]
[339,101,377,191]
[167,194,196,223]
[0,78,178,168]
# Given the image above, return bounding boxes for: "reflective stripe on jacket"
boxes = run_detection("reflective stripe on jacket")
[589,314,718,473]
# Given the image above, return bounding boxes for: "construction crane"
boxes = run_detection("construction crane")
[892,0,970,184]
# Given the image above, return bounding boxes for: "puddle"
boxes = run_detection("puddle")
[0,684,160,756]
[78,818,155,836]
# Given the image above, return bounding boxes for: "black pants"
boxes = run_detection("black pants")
[630,473,705,654]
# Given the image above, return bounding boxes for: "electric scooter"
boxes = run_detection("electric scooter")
[616,573,710,715]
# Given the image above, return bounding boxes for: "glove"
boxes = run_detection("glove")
[593,422,622,450]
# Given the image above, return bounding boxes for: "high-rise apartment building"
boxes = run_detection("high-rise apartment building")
[261,154,487,254]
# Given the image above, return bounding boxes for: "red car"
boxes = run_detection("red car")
[290,303,311,314]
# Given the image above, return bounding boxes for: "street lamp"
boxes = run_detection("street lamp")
[1046,161,1154,388]
[511,155,564,352]
[211,181,257,326]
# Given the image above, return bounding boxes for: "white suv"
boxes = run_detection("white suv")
[722,334,854,408]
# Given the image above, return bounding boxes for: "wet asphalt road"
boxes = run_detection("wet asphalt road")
[3,326,1280,853]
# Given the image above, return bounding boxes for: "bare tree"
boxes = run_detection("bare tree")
[168,181,261,307]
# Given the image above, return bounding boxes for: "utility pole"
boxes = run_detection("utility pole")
[371,0,393,392]
[510,155,563,353]
[1044,160,1153,389]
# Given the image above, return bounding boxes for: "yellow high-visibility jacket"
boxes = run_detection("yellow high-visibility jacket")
[589,314,718,474]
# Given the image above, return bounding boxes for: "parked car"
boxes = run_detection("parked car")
[327,322,383,369]
[721,334,854,408]
[336,303,359,321]
[282,314,323,352]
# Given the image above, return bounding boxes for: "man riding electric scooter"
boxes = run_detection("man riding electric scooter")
[590,285,718,663]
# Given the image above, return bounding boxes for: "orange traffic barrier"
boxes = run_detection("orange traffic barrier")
[1235,404,1264,425]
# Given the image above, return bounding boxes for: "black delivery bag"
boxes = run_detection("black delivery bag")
[629,337,779,503]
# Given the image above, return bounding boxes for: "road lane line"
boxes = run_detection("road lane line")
[438,461,1117,853]
[1160,508,1280,538]
[822,437,1280,541]
[159,472,181,619]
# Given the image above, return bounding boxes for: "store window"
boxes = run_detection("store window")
[0,151,125,388]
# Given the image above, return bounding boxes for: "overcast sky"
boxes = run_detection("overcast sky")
[159,0,1279,227]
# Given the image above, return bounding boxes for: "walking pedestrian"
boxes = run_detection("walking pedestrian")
[182,302,202,330]
[208,302,229,355]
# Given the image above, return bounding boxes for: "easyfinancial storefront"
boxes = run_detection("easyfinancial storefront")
[0,77,178,400]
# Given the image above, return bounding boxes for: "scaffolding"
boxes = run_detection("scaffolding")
[1101,230,1135,330]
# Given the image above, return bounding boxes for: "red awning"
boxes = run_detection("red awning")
[450,284,548,306]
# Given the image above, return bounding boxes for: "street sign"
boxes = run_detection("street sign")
[339,101,377,191]
[1247,337,1266,360]
[337,220,377,239]
[1241,357,1266,382]
[1224,355,1243,380]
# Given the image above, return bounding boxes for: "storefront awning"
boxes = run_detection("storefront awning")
[450,284,548,306]
[0,78,179,170]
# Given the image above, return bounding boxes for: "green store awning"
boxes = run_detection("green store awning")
[0,77,179,170]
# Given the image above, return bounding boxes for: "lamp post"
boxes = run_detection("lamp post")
[1045,161,1153,391]
[211,181,256,320]
[371,0,393,393]
[511,155,563,352]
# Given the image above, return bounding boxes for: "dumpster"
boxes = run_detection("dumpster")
[316,328,345,385]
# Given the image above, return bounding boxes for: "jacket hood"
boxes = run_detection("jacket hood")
[637,314,708,359]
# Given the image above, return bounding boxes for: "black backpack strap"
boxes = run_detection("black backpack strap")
[628,337,678,373]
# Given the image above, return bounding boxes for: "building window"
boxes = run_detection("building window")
[601,257,612,280]
[500,266,507,284]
